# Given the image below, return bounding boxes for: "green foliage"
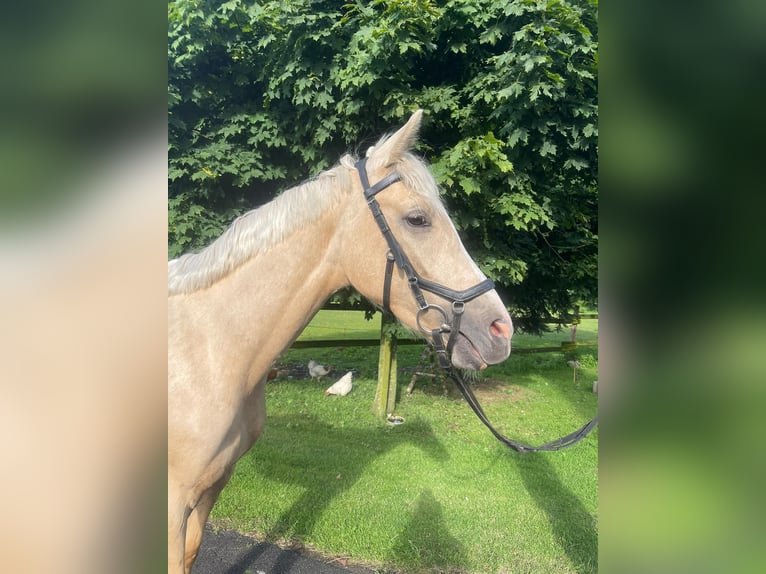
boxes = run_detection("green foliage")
[167,191,243,258]
[168,0,598,331]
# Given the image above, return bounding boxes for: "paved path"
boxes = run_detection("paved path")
[193,525,376,574]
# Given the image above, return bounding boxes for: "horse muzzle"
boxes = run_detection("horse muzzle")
[450,311,512,370]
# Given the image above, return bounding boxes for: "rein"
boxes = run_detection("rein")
[356,158,598,453]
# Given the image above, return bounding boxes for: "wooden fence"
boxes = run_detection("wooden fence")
[291,306,597,354]
[290,305,597,417]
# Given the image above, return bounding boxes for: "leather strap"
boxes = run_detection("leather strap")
[448,366,599,452]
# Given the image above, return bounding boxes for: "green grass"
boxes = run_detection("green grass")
[211,311,598,573]
[297,309,382,341]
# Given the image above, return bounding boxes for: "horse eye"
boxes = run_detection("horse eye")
[406,213,430,227]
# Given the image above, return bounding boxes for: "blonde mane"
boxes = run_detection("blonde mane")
[168,144,440,296]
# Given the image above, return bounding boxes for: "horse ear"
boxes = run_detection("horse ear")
[368,109,423,169]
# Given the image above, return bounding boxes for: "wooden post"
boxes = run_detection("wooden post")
[374,312,398,417]
[561,341,578,353]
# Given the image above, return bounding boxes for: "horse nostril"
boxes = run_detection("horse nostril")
[490,319,512,340]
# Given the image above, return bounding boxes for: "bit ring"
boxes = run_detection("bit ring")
[416,304,450,334]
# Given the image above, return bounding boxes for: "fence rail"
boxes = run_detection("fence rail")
[290,338,422,349]
[291,338,597,353]
[293,305,597,353]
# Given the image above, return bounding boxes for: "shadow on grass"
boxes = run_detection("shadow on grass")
[401,346,598,573]
[517,454,598,574]
[388,488,467,573]
[221,413,450,574]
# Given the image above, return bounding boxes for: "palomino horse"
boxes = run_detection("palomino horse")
[168,110,512,573]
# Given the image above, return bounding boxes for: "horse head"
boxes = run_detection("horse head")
[339,110,512,370]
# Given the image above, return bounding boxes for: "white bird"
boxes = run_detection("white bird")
[325,371,353,396]
[308,359,331,381]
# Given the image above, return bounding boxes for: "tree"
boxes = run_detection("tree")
[168,0,598,332]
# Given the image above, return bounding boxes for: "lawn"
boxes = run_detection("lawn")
[211,310,598,574]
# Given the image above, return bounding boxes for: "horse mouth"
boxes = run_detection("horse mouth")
[452,332,489,371]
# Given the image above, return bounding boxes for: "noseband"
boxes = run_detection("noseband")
[356,158,598,453]
[356,158,495,368]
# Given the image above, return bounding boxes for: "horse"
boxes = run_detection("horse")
[168,110,513,573]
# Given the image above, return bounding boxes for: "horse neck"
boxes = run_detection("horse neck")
[190,208,348,388]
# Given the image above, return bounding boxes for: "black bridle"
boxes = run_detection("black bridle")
[356,157,495,368]
[356,158,598,453]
